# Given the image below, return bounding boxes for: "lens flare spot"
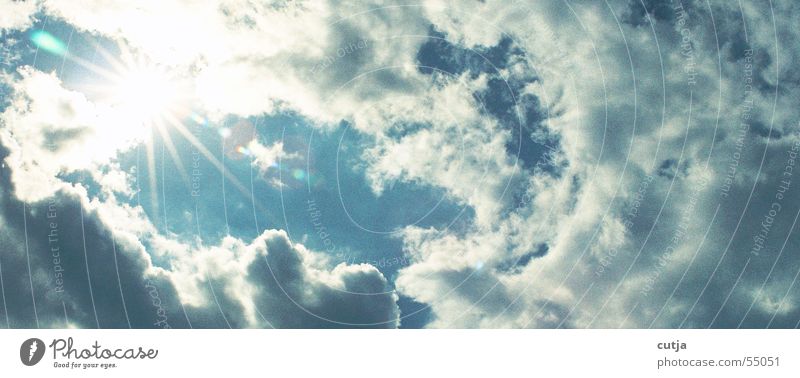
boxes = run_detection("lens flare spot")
[31,31,67,56]
[190,113,207,126]
[236,146,251,156]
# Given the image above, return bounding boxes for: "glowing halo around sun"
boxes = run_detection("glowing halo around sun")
[109,67,181,123]
[94,55,195,129]
[29,30,259,225]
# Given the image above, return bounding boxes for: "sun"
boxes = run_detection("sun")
[116,69,176,115]
[110,66,183,123]
[27,31,260,224]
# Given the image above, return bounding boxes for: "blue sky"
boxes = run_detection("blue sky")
[1,0,800,329]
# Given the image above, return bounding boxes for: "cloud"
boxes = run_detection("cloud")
[0,0,38,31]
[393,0,800,328]
[163,229,400,328]
[248,140,292,175]
[1,0,799,330]
[0,67,399,327]
[0,159,399,328]
[0,67,146,202]
[41,0,430,125]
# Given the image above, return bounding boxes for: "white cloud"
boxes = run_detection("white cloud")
[0,67,148,202]
[0,0,38,31]
[42,0,430,125]
[248,140,292,174]
[164,229,399,327]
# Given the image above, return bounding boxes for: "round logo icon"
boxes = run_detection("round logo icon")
[20,338,45,366]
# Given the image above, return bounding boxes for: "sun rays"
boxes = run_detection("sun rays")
[30,30,259,232]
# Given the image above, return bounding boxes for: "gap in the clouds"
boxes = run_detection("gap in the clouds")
[11,18,122,98]
[249,115,471,328]
[416,26,514,77]
[253,115,472,327]
[623,0,680,26]
[255,116,475,268]
[416,25,563,175]
[108,111,474,284]
[122,118,239,246]
[0,28,31,107]
[474,78,560,174]
[397,295,432,329]
[496,243,549,274]
[335,120,469,234]
[656,158,691,180]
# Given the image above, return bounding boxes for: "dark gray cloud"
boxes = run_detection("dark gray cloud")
[0,142,398,328]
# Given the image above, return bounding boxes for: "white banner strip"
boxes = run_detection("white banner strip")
[0,330,797,377]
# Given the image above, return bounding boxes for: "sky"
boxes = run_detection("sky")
[0,0,799,329]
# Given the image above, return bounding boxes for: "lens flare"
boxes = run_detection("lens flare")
[30,30,67,56]
[236,146,251,156]
[190,113,207,126]
[292,169,306,180]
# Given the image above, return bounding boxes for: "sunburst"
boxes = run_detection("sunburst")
[31,30,259,229]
